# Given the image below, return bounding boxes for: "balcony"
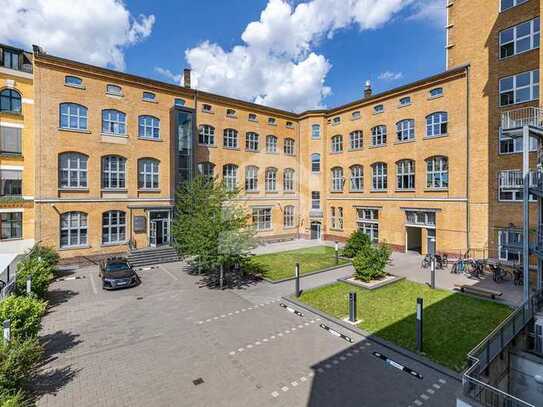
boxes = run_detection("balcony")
[499,169,537,190]
[501,107,543,135]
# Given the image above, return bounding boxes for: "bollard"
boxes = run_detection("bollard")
[349,291,357,323]
[219,265,224,290]
[295,263,301,297]
[3,320,10,343]
[335,241,339,265]
[26,275,32,295]
[416,298,423,353]
[430,257,436,289]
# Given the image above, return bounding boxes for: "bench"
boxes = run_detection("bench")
[454,284,503,299]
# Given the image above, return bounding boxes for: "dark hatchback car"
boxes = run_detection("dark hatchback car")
[99,257,140,290]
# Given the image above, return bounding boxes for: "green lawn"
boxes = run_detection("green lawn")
[251,246,350,281]
[297,280,512,371]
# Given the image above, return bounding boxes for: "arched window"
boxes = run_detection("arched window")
[396,119,415,141]
[0,89,21,113]
[426,112,448,137]
[284,168,295,192]
[331,135,343,153]
[266,135,278,153]
[60,103,88,130]
[284,138,295,155]
[102,155,126,189]
[311,153,321,172]
[372,162,387,191]
[331,167,344,192]
[60,212,88,248]
[102,109,126,135]
[396,159,415,190]
[65,76,83,87]
[198,162,215,181]
[265,167,277,192]
[139,115,160,139]
[426,156,449,189]
[371,125,387,146]
[245,166,259,192]
[106,84,122,96]
[138,158,159,189]
[223,164,238,191]
[246,132,259,151]
[199,124,215,145]
[350,131,363,150]
[59,152,88,188]
[350,165,363,192]
[102,210,126,244]
[312,124,321,139]
[284,205,295,228]
[223,129,238,149]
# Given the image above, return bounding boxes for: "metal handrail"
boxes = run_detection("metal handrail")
[502,107,543,130]
[462,290,543,407]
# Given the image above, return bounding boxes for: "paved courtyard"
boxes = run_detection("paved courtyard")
[35,256,460,407]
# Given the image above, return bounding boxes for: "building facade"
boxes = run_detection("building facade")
[0,0,540,261]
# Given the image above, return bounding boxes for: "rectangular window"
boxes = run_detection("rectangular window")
[498,229,521,263]
[357,209,378,243]
[500,17,540,58]
[2,49,20,70]
[330,207,344,230]
[405,211,436,227]
[0,170,22,196]
[499,70,539,106]
[252,208,272,231]
[498,169,536,201]
[284,206,295,228]
[499,131,538,154]
[311,191,320,210]
[0,212,22,240]
[500,0,528,12]
[312,124,321,139]
[0,126,22,155]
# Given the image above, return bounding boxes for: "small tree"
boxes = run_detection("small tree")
[15,257,54,299]
[171,176,256,276]
[352,243,391,282]
[343,230,371,258]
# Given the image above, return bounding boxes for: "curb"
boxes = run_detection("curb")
[282,295,462,382]
[262,262,353,284]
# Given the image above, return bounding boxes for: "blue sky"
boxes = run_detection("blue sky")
[1,0,446,111]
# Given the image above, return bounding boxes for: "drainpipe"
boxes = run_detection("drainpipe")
[465,66,471,254]
[522,125,530,301]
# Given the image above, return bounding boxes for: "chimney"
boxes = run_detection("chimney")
[183,68,191,88]
[364,80,372,98]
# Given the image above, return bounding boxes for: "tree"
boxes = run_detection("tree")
[352,243,391,282]
[342,230,372,258]
[171,176,256,276]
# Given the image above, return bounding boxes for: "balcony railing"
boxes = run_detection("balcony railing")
[499,169,537,189]
[502,107,543,131]
[462,289,543,407]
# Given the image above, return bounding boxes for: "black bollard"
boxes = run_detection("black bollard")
[349,291,357,323]
[335,241,339,265]
[416,298,423,352]
[295,263,301,297]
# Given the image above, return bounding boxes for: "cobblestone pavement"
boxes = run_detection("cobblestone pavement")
[36,261,460,407]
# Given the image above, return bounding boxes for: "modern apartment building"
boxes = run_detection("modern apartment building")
[0,0,540,262]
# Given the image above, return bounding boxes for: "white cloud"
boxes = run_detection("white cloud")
[407,0,446,28]
[174,0,421,112]
[0,0,155,71]
[154,67,182,84]
[378,71,403,81]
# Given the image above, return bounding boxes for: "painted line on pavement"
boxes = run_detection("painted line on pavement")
[319,323,353,343]
[196,298,282,325]
[406,379,447,406]
[279,303,304,317]
[372,351,423,380]
[162,267,179,281]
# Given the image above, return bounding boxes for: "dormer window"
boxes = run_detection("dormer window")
[286,121,294,128]
[268,117,277,125]
[65,76,83,87]
[248,113,257,122]
[106,84,122,96]
[174,98,185,107]
[332,117,341,125]
[399,96,411,106]
[226,108,236,117]
[202,104,213,113]
[373,104,384,114]
[143,91,156,102]
[429,87,444,98]
[352,111,361,120]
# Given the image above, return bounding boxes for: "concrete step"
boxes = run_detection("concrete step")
[127,247,180,267]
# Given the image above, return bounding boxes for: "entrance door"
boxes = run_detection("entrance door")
[406,227,422,254]
[150,221,157,247]
[148,210,171,247]
[310,222,321,240]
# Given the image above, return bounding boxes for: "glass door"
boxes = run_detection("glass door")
[149,221,157,247]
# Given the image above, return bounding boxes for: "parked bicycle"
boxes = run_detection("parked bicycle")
[513,267,524,286]
[489,263,509,283]
[421,254,448,270]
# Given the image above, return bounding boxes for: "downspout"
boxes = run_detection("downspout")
[465,66,471,254]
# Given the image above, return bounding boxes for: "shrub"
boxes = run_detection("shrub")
[342,230,371,258]
[15,257,54,299]
[27,245,59,268]
[353,243,392,282]
[0,391,28,407]
[0,296,46,340]
[0,339,43,396]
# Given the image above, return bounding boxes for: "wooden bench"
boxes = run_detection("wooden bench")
[454,284,503,300]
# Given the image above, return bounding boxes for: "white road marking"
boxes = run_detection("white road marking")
[291,381,298,387]
[414,400,423,406]
[271,392,279,398]
[432,384,440,389]
[281,386,288,392]
[438,379,446,384]
[300,376,307,382]
[420,394,429,400]
[162,268,179,281]
[426,389,435,395]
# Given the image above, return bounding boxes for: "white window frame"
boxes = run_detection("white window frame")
[102,155,126,189]
[102,210,126,244]
[426,112,448,137]
[284,138,295,155]
[138,158,159,189]
[60,211,87,248]
[499,70,539,106]
[139,115,160,139]
[499,130,538,154]
[223,128,238,149]
[500,17,540,59]
[331,167,344,192]
[246,132,259,151]
[399,96,412,106]
[357,208,379,243]
[60,103,88,130]
[245,166,259,192]
[102,109,126,136]
[284,205,295,228]
[199,125,215,145]
[223,164,238,191]
[396,160,415,190]
[311,153,321,173]
[498,229,521,263]
[197,162,215,181]
[265,167,277,192]
[426,156,448,189]
[311,191,320,210]
[59,152,88,189]
[372,163,387,191]
[350,131,363,150]
[397,119,415,141]
[266,135,277,153]
[284,168,295,192]
[252,207,272,231]
[371,125,387,146]
[331,135,343,153]
[500,0,528,13]
[312,124,321,139]
[350,165,363,192]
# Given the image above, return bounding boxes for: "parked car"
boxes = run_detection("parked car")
[99,257,140,290]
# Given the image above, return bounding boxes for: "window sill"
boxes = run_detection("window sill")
[58,128,91,134]
[283,226,297,230]
[248,119,258,123]
[106,92,124,98]
[398,103,412,109]
[59,188,89,192]
[368,144,386,149]
[264,191,279,194]
[0,112,23,119]
[349,190,364,193]
[223,146,240,151]
[101,132,128,138]
[395,139,416,145]
[351,117,361,121]
[0,153,23,159]
[330,190,344,194]
[101,240,129,248]
[245,149,260,153]
[245,190,260,194]
[425,188,448,192]
[284,153,296,157]
[370,189,388,193]
[59,245,91,251]
[201,110,214,114]
[138,189,161,193]
[395,189,416,193]
[329,228,344,232]
[142,98,158,104]
[423,134,448,140]
[101,189,128,193]
[265,151,279,155]
[268,123,277,127]
[138,137,162,142]
[284,191,296,194]
[255,228,273,232]
[226,115,238,119]
[64,83,86,90]
[427,94,444,101]
[198,143,217,148]
[373,111,384,116]
[330,151,343,155]
[348,148,363,152]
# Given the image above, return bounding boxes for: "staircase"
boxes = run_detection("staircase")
[127,246,180,268]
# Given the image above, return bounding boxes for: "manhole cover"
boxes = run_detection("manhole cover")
[193,378,204,386]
